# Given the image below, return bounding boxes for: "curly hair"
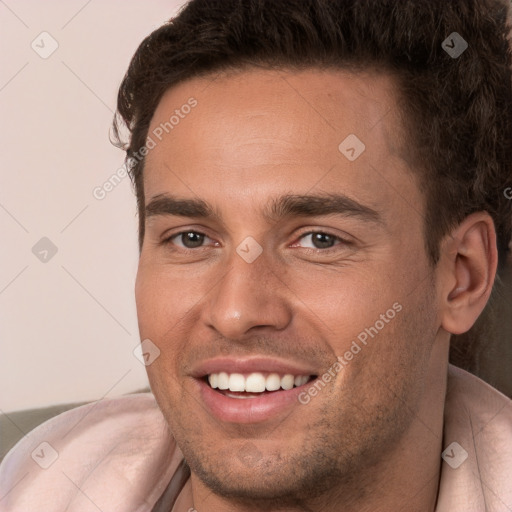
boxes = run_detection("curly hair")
[112,0,512,370]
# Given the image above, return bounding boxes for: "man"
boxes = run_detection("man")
[1,0,511,510]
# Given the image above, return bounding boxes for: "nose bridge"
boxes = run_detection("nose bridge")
[204,244,292,338]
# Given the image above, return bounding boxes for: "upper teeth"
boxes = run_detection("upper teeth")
[208,372,310,393]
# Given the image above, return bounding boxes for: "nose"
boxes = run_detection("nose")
[202,247,293,340]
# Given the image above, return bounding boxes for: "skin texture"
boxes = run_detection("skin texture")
[135,68,497,511]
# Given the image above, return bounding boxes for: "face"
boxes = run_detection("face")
[135,68,441,504]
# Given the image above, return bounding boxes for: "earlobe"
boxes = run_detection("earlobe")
[439,213,497,335]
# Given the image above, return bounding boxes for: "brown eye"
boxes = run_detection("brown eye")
[169,231,208,249]
[181,232,205,248]
[310,233,337,249]
[297,232,343,250]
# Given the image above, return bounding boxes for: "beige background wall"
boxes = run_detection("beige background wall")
[0,0,187,412]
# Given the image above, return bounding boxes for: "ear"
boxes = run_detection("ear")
[437,212,498,335]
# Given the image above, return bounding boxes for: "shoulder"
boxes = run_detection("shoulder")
[0,393,181,511]
[436,365,512,511]
[444,363,512,434]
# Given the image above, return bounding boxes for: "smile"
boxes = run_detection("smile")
[191,357,320,423]
[207,372,313,396]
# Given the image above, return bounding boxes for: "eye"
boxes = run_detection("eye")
[292,231,347,250]
[166,231,215,249]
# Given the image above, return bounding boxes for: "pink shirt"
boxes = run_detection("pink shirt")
[1,365,511,511]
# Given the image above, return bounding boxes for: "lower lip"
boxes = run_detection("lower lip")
[195,378,314,424]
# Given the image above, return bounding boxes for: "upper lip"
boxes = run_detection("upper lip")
[190,357,319,378]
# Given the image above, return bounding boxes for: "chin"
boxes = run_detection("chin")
[181,439,348,504]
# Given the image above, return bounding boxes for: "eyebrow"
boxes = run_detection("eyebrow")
[145,193,383,225]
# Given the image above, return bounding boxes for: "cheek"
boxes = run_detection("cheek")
[315,267,425,373]
[286,264,397,341]
[351,278,437,387]
[135,261,203,334]
[134,265,189,383]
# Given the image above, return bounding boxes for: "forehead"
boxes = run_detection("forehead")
[147,67,402,158]
[143,67,420,221]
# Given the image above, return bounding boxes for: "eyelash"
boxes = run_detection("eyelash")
[162,230,351,253]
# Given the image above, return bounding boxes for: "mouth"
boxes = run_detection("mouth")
[204,372,317,399]
[191,357,322,423]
